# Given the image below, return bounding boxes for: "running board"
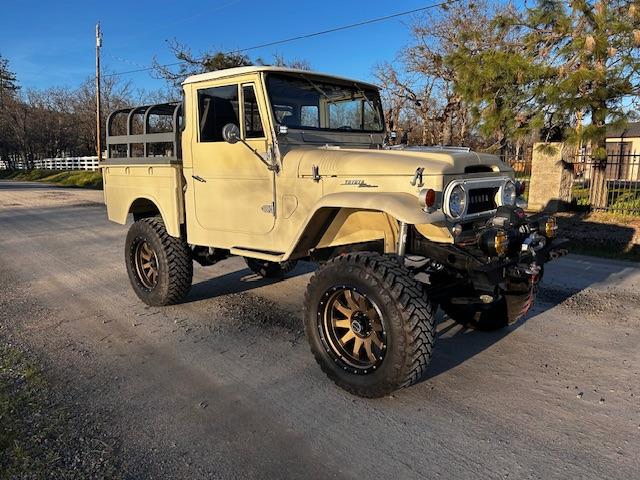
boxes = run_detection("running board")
[230,247,285,263]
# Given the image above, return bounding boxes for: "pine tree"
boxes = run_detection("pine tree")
[522,0,639,207]
[445,4,547,155]
[0,54,20,106]
[0,54,20,169]
[522,0,640,160]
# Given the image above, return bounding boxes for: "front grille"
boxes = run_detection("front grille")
[467,187,498,214]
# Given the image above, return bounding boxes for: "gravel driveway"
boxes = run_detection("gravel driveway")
[1,180,639,479]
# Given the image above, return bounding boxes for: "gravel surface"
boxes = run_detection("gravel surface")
[1,180,639,479]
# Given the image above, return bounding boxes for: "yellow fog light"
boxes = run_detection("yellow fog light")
[495,230,509,256]
[480,229,510,257]
[545,217,558,238]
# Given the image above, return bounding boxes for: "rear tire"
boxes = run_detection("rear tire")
[244,258,298,278]
[303,253,436,398]
[125,217,193,306]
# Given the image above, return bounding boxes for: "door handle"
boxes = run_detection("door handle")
[192,175,206,183]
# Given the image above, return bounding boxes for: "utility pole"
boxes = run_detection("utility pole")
[95,22,103,162]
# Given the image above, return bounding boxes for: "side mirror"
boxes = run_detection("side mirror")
[390,130,398,140]
[222,123,240,144]
[220,122,279,172]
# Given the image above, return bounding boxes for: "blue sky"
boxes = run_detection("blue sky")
[1,0,441,92]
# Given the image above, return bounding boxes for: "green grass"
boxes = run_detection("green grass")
[0,342,121,478]
[0,344,56,476]
[0,169,103,188]
[571,185,591,207]
[609,190,640,213]
[571,184,640,213]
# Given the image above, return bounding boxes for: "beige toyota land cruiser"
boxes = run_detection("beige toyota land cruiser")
[101,66,566,397]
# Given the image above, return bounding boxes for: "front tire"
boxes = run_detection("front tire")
[304,253,436,398]
[125,217,193,306]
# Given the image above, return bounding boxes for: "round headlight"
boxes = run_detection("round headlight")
[449,185,466,218]
[502,180,516,206]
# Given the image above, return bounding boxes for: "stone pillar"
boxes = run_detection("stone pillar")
[527,142,574,212]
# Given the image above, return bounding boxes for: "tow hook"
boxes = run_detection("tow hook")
[524,262,541,276]
[521,232,546,256]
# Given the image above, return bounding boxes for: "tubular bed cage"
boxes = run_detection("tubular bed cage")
[106,102,182,162]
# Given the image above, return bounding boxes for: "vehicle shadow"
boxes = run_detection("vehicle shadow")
[186,253,637,382]
[186,261,315,302]
[425,313,512,379]
[424,255,639,381]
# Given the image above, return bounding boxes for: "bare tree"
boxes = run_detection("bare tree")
[374,1,497,148]
[152,39,312,95]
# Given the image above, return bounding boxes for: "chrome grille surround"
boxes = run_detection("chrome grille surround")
[443,176,513,221]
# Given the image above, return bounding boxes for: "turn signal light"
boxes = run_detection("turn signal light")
[419,188,436,210]
[545,217,558,238]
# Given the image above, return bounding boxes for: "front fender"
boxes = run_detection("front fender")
[313,192,446,224]
[284,192,446,259]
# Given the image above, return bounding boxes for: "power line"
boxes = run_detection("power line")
[103,0,459,78]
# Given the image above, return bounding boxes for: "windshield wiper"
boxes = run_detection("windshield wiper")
[352,82,380,123]
[299,74,332,101]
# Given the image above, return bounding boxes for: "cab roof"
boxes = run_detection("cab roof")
[182,66,379,89]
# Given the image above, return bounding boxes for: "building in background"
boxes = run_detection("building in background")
[605,122,640,182]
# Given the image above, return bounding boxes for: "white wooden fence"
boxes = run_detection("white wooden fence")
[0,156,100,171]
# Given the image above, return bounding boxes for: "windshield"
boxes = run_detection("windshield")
[266,73,384,133]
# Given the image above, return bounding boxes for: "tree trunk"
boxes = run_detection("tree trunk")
[588,107,609,209]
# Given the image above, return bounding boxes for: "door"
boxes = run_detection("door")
[191,82,275,235]
[606,141,631,180]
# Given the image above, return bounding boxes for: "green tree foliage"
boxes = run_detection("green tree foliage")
[0,54,19,105]
[445,0,639,158]
[521,0,640,159]
[445,4,549,154]
[0,54,20,167]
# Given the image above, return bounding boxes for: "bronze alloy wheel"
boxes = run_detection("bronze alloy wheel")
[125,217,193,306]
[318,285,387,374]
[133,239,159,290]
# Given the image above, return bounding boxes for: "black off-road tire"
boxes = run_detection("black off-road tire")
[440,278,536,331]
[125,217,193,306]
[303,253,437,398]
[244,258,298,278]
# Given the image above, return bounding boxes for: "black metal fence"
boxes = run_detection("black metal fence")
[567,152,640,215]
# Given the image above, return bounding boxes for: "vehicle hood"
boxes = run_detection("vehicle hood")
[288,147,510,178]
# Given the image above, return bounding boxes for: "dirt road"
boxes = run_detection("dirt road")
[1,180,639,479]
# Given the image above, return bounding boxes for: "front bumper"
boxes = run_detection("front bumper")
[409,211,568,298]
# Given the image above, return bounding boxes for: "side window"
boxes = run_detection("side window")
[197,85,239,142]
[242,85,265,138]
